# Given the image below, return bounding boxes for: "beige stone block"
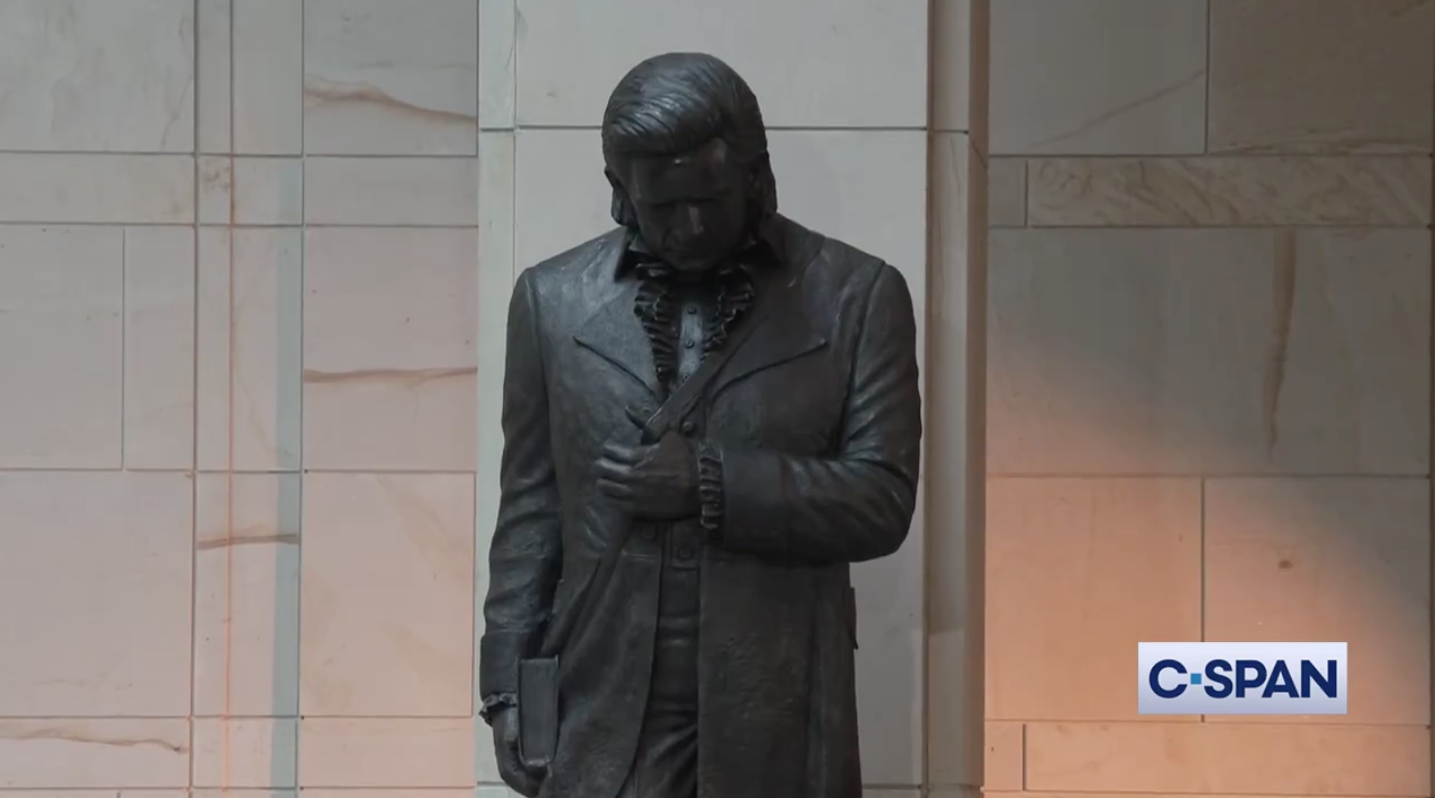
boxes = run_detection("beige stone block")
[0,155,194,224]
[1205,478,1430,725]
[197,0,231,152]
[304,157,479,226]
[931,0,972,133]
[479,0,516,129]
[1209,0,1435,154]
[0,720,190,788]
[989,228,1430,475]
[123,227,194,469]
[233,0,303,154]
[984,721,1024,791]
[310,792,478,798]
[512,0,927,128]
[194,473,301,717]
[196,228,304,471]
[6,793,181,798]
[304,0,478,155]
[1025,722,1429,795]
[298,718,474,787]
[987,479,1201,720]
[302,227,478,471]
[988,158,1025,227]
[0,226,122,467]
[927,131,985,790]
[1028,157,1431,227]
[0,0,194,152]
[0,473,191,716]
[192,718,297,787]
[989,0,1206,155]
[300,474,474,716]
[198,156,305,225]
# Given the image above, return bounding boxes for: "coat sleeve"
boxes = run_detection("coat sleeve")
[478,270,564,704]
[715,263,922,564]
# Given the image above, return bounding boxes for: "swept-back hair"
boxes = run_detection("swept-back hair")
[600,52,778,228]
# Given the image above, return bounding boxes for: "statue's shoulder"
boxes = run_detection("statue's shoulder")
[789,219,901,298]
[517,227,627,291]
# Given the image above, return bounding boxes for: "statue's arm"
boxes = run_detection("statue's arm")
[478,271,564,721]
[713,263,921,564]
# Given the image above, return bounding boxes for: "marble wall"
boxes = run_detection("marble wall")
[0,1,983,796]
[981,1,1433,794]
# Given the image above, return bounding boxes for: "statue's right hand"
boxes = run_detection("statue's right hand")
[492,706,544,797]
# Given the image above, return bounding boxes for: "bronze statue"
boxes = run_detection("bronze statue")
[480,52,922,798]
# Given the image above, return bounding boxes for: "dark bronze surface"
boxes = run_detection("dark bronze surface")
[481,52,922,798]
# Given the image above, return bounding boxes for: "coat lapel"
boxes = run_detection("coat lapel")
[572,231,662,400]
[709,219,829,399]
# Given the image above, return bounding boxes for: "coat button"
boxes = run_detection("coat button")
[685,306,698,315]
[677,544,696,560]
[680,420,696,436]
[684,338,696,349]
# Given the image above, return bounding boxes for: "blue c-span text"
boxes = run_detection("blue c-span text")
[1147,658,1338,700]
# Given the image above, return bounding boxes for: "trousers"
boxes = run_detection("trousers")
[616,532,700,798]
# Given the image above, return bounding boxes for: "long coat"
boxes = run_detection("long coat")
[480,214,922,798]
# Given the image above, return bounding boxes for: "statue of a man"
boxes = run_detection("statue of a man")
[480,52,922,798]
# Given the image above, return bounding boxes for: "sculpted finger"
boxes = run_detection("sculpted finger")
[601,441,639,464]
[597,477,635,499]
[595,457,634,484]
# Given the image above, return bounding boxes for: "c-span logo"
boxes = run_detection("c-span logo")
[1138,642,1347,715]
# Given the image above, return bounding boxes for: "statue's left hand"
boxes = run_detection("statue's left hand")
[595,428,700,521]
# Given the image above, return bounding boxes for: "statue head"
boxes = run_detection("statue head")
[601,52,778,276]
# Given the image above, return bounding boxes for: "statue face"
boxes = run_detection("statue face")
[619,138,750,275]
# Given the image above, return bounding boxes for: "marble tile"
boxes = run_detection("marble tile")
[1028,157,1432,227]
[0,155,194,223]
[233,0,303,154]
[987,479,1202,720]
[988,228,1430,475]
[0,719,190,788]
[193,473,301,717]
[984,721,1025,791]
[304,0,478,155]
[930,0,972,133]
[0,0,194,152]
[1205,478,1430,725]
[0,226,122,468]
[298,718,474,787]
[4,793,183,798]
[304,157,479,226]
[1209,0,1435,154]
[926,133,985,790]
[300,474,474,716]
[302,227,478,471]
[478,131,516,283]
[192,718,297,787]
[0,473,191,716]
[198,156,305,225]
[478,0,516,129]
[123,227,194,469]
[512,0,928,128]
[197,0,231,152]
[196,228,304,472]
[989,0,1207,155]
[1025,722,1429,795]
[988,158,1026,227]
[310,792,478,798]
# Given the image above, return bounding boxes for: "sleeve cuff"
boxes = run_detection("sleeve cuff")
[478,692,518,725]
[712,445,790,557]
[696,442,725,537]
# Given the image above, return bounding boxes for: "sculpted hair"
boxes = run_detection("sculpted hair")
[601,52,778,228]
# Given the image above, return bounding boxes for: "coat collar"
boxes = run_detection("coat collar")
[573,215,828,402]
